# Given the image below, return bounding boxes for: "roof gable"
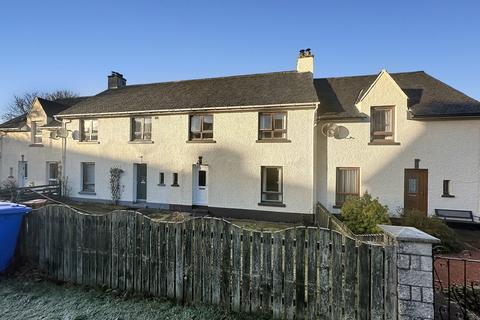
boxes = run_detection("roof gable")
[356,70,408,108]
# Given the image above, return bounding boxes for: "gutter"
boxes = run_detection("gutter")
[55,102,319,119]
[409,113,480,120]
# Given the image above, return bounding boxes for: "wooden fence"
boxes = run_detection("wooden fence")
[18,205,397,319]
[314,203,385,244]
[0,184,60,202]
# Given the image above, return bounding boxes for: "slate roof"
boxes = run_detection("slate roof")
[38,97,89,117]
[315,71,480,120]
[0,114,27,130]
[41,119,62,128]
[58,71,319,116]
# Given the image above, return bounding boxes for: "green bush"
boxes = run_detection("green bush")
[340,192,391,234]
[399,209,463,252]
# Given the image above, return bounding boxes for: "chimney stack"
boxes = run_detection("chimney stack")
[108,71,127,89]
[296,48,314,73]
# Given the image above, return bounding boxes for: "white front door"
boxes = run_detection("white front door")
[18,161,28,187]
[193,165,208,206]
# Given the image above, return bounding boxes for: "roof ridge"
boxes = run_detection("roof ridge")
[114,70,299,90]
[315,70,425,81]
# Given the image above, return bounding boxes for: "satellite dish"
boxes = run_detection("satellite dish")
[333,126,350,139]
[49,131,59,139]
[321,123,338,137]
[57,128,69,138]
[71,130,80,140]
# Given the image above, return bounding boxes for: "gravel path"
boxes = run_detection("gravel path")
[0,276,268,320]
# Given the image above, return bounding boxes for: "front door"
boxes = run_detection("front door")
[404,169,428,214]
[136,164,147,202]
[18,161,28,187]
[193,165,208,206]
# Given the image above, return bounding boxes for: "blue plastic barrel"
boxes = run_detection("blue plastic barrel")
[0,202,31,272]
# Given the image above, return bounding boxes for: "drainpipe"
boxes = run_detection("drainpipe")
[61,119,71,194]
[0,131,5,179]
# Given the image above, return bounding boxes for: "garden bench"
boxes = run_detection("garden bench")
[435,209,478,225]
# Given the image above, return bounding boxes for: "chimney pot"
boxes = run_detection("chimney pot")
[296,48,314,73]
[108,71,127,89]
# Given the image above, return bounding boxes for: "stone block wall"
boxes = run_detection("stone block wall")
[379,225,440,320]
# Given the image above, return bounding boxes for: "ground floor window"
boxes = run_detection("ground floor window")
[261,166,283,203]
[47,162,59,185]
[335,167,360,206]
[81,162,95,192]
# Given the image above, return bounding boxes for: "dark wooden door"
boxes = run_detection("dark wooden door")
[136,164,147,201]
[404,169,428,214]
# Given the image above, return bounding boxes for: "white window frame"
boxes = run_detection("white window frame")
[131,117,152,141]
[32,121,43,144]
[47,162,59,185]
[261,166,283,203]
[81,162,95,193]
[335,167,360,206]
[80,119,98,142]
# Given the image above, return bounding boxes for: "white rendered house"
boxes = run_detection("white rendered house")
[1,50,479,222]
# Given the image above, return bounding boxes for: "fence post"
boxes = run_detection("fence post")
[379,225,440,320]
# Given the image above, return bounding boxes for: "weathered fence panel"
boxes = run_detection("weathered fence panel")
[18,205,397,319]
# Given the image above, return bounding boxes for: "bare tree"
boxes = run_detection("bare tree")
[2,90,78,120]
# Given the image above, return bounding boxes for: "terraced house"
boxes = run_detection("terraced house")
[1,50,480,222]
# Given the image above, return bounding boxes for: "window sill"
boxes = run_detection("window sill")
[171,184,180,187]
[368,141,401,146]
[128,140,154,144]
[79,191,96,195]
[256,139,291,143]
[157,183,166,187]
[186,140,217,144]
[29,144,44,147]
[78,141,100,144]
[258,202,286,208]
[333,205,342,209]
[441,194,455,198]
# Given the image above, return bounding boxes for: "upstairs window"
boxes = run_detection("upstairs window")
[261,166,283,203]
[335,167,360,206]
[80,119,98,142]
[371,106,395,142]
[131,117,152,141]
[189,114,213,140]
[259,112,287,140]
[32,121,42,144]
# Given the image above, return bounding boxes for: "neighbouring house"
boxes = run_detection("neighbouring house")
[1,49,479,223]
[0,97,87,188]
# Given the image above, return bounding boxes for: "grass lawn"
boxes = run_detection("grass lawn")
[47,199,298,231]
[0,274,269,320]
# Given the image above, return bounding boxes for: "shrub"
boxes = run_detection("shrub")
[109,167,124,205]
[341,192,391,234]
[399,209,463,252]
[1,177,17,202]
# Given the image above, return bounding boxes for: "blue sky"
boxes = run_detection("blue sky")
[0,1,479,113]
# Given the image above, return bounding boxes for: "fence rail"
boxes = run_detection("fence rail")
[18,205,396,319]
[314,202,385,244]
[434,255,480,319]
[0,184,60,202]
